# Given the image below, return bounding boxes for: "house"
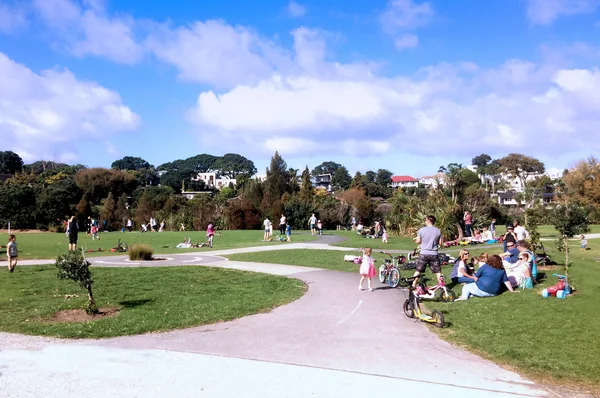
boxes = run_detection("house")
[419,172,445,188]
[496,191,556,207]
[193,172,235,190]
[181,190,212,200]
[391,175,419,189]
[314,174,332,191]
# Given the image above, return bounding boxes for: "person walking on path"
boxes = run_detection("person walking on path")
[67,215,79,252]
[358,247,376,291]
[464,211,473,237]
[309,214,317,235]
[6,234,17,272]
[412,215,444,288]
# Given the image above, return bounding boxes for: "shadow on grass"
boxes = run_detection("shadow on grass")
[119,299,153,308]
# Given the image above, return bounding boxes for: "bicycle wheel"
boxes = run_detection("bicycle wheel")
[388,268,400,288]
[378,265,387,283]
[432,310,444,328]
[403,299,415,318]
[119,242,128,252]
[440,288,456,302]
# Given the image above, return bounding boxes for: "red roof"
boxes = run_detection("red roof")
[392,175,418,183]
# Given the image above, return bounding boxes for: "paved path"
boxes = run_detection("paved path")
[0,235,589,397]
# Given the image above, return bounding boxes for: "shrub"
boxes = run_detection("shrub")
[55,251,98,314]
[129,243,153,261]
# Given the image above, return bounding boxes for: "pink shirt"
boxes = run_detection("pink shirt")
[464,213,472,224]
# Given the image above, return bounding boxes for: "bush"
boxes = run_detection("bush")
[129,243,153,261]
[55,251,98,314]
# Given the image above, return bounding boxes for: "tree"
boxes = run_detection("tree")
[262,152,288,214]
[36,179,81,228]
[74,168,138,205]
[551,203,589,277]
[76,193,92,219]
[24,160,69,174]
[471,154,491,169]
[100,193,118,230]
[331,166,352,190]
[0,184,37,229]
[375,169,393,187]
[311,161,341,177]
[498,153,545,190]
[111,156,152,171]
[350,172,366,190]
[299,167,313,203]
[55,251,98,314]
[0,151,24,174]
[212,153,257,178]
[438,163,464,203]
[363,171,376,184]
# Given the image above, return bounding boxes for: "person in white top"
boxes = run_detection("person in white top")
[513,220,529,241]
[279,214,287,236]
[481,225,493,241]
[263,218,271,241]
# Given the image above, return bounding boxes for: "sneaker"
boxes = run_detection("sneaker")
[368,287,373,292]
[454,296,468,301]
[358,286,363,291]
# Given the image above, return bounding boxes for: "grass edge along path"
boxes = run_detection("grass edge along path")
[226,247,600,394]
[0,265,306,339]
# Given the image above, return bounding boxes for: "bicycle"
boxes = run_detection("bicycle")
[414,274,456,302]
[378,251,407,288]
[401,276,445,328]
[114,238,128,252]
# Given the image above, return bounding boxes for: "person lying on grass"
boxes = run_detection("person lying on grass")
[455,254,516,301]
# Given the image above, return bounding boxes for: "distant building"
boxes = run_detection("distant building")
[181,190,212,200]
[193,172,235,190]
[419,172,445,188]
[314,174,332,191]
[496,191,556,207]
[391,175,419,189]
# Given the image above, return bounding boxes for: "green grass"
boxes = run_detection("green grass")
[0,265,305,338]
[1,230,317,260]
[435,245,600,391]
[330,230,417,250]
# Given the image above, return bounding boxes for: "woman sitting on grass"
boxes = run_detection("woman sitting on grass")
[505,251,534,289]
[450,249,476,284]
[455,254,516,300]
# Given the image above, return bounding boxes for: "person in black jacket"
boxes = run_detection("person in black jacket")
[67,215,79,252]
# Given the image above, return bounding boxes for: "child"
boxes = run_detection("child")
[285,224,291,242]
[91,225,100,240]
[490,218,497,239]
[381,227,388,244]
[580,235,587,251]
[358,247,376,292]
[206,223,215,248]
[7,234,17,272]
[317,220,323,236]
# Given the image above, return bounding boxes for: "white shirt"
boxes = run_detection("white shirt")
[514,226,528,241]
[482,230,493,241]
[280,216,286,225]
[264,219,271,229]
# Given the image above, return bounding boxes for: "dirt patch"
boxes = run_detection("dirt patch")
[46,307,120,323]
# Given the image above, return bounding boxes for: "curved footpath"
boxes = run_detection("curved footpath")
[0,235,591,397]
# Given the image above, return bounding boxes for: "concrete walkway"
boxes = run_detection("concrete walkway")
[0,235,589,397]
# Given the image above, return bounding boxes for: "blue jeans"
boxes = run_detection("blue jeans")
[465,224,472,237]
[458,276,475,284]
[460,283,496,299]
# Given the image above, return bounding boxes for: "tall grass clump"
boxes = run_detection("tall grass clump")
[129,243,154,261]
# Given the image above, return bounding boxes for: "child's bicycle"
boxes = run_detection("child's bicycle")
[414,274,456,302]
[113,238,128,252]
[378,251,407,288]
[401,276,445,328]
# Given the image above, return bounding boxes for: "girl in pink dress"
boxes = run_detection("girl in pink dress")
[358,247,376,291]
[206,224,215,248]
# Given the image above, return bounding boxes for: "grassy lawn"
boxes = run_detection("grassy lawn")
[1,230,317,260]
[0,265,305,339]
[329,230,416,250]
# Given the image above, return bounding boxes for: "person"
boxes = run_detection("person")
[515,240,537,281]
[450,249,476,284]
[91,224,100,240]
[159,219,165,232]
[381,227,388,244]
[513,220,529,241]
[285,223,291,242]
[206,223,215,248]
[141,223,148,233]
[356,222,364,235]
[317,220,323,235]
[500,240,520,266]
[126,218,133,232]
[464,211,473,237]
[279,214,287,236]
[580,235,587,251]
[86,216,92,235]
[150,217,157,232]
[490,218,497,239]
[6,234,17,272]
[351,216,357,230]
[412,215,444,288]
[180,223,185,231]
[358,247,376,291]
[455,254,516,300]
[309,214,317,235]
[501,225,517,252]
[472,229,482,242]
[481,225,494,242]
[67,215,79,252]
[505,251,534,289]
[263,217,271,241]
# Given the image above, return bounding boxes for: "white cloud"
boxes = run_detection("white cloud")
[526,0,600,25]
[394,34,419,49]
[33,0,143,64]
[0,2,27,33]
[287,1,306,18]
[380,0,434,31]
[0,52,139,162]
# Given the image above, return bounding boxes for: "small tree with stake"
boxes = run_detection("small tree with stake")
[55,250,98,314]
[551,203,589,277]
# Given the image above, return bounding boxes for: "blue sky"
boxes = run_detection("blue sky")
[1,0,599,177]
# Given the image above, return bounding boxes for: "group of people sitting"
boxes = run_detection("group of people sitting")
[450,239,536,301]
[356,221,388,242]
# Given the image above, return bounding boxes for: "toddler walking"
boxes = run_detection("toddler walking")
[7,234,17,272]
[91,225,100,240]
[381,227,388,244]
[358,247,376,291]
[580,235,587,251]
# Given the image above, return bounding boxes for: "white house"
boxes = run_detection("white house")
[194,172,235,190]
[419,172,445,188]
[391,175,419,189]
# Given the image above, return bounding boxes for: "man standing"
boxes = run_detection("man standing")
[513,220,529,241]
[413,215,444,287]
[263,217,271,241]
[464,211,473,237]
[308,213,317,235]
[67,215,79,252]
